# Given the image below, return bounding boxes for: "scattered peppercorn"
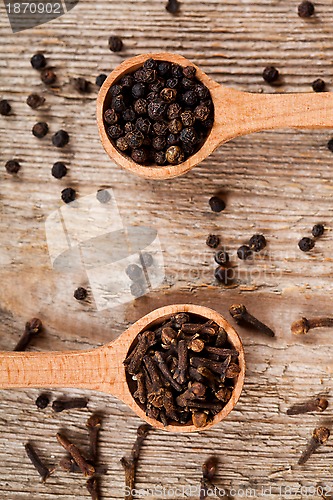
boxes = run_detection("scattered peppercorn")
[126,264,143,281]
[298,0,315,17]
[52,130,69,148]
[32,122,49,139]
[103,58,214,166]
[35,394,50,409]
[166,0,180,14]
[214,266,232,285]
[74,287,87,300]
[96,189,111,203]
[72,77,90,93]
[237,245,252,260]
[96,73,107,87]
[51,162,67,179]
[61,187,76,204]
[108,35,123,52]
[40,68,57,85]
[130,281,146,298]
[5,160,21,174]
[312,224,324,237]
[298,237,315,252]
[26,94,45,109]
[206,234,220,249]
[209,196,225,213]
[249,234,266,252]
[214,250,229,265]
[312,78,325,92]
[31,53,46,70]
[0,99,11,116]
[262,66,279,84]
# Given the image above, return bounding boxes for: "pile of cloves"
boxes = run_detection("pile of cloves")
[124,312,240,428]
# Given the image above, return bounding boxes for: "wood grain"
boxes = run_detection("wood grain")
[1,0,333,498]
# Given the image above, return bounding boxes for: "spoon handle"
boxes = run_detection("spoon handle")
[215,88,333,142]
[0,349,109,391]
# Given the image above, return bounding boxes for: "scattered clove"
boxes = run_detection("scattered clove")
[56,433,95,477]
[120,424,151,500]
[24,443,52,482]
[291,316,333,336]
[86,476,100,500]
[287,397,328,415]
[229,304,275,337]
[14,318,43,351]
[59,457,107,475]
[87,414,101,463]
[298,427,330,465]
[52,397,88,413]
[200,456,218,499]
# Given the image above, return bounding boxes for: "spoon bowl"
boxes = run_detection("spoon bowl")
[0,304,245,432]
[97,52,333,180]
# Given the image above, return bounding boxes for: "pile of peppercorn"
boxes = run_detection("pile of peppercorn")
[103,58,214,166]
[124,312,240,428]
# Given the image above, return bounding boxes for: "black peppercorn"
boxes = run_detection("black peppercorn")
[0,99,11,116]
[122,107,136,122]
[126,129,144,149]
[209,196,225,213]
[158,62,171,77]
[206,234,220,248]
[121,74,134,88]
[35,394,49,409]
[31,53,46,70]
[124,122,135,133]
[61,188,76,204]
[112,95,126,112]
[171,64,183,79]
[166,0,180,14]
[237,245,252,260]
[72,77,90,93]
[181,77,195,90]
[168,118,182,134]
[183,66,196,79]
[52,130,69,148]
[249,234,266,252]
[327,138,333,152]
[5,160,21,174]
[130,281,146,297]
[141,69,157,83]
[214,250,229,265]
[312,78,325,92]
[195,84,210,100]
[148,99,167,121]
[141,252,154,267]
[298,0,315,17]
[166,77,179,89]
[153,151,166,165]
[96,189,111,203]
[26,94,45,109]
[312,224,324,237]
[96,73,107,87]
[298,237,315,252]
[152,136,166,151]
[165,145,184,164]
[32,122,49,139]
[74,287,87,300]
[149,77,165,93]
[214,266,232,285]
[182,90,198,106]
[180,127,197,145]
[109,84,123,97]
[153,121,168,136]
[52,162,67,179]
[262,66,279,84]
[134,98,147,115]
[180,110,195,127]
[104,108,118,125]
[126,264,143,280]
[132,83,146,99]
[109,35,123,52]
[131,148,148,164]
[146,91,160,103]
[116,136,129,151]
[195,103,210,122]
[144,58,157,70]
[107,125,123,139]
[166,133,180,146]
[41,69,57,85]
[167,103,181,120]
[160,88,177,102]
[136,117,151,135]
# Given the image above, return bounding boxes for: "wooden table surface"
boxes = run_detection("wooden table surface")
[1,0,333,498]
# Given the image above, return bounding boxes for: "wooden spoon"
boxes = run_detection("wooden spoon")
[97,52,333,180]
[0,304,244,432]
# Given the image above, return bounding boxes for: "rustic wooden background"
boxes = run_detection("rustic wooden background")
[1,0,333,498]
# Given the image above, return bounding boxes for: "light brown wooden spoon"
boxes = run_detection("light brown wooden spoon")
[97,52,333,180]
[0,304,245,432]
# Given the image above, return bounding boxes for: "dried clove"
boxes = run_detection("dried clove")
[86,476,100,500]
[24,443,51,482]
[59,457,107,475]
[121,424,151,500]
[229,304,275,337]
[200,456,218,499]
[291,316,333,336]
[52,397,88,413]
[87,414,101,463]
[174,339,188,384]
[298,427,330,465]
[287,397,328,415]
[56,433,95,477]
[14,318,43,351]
